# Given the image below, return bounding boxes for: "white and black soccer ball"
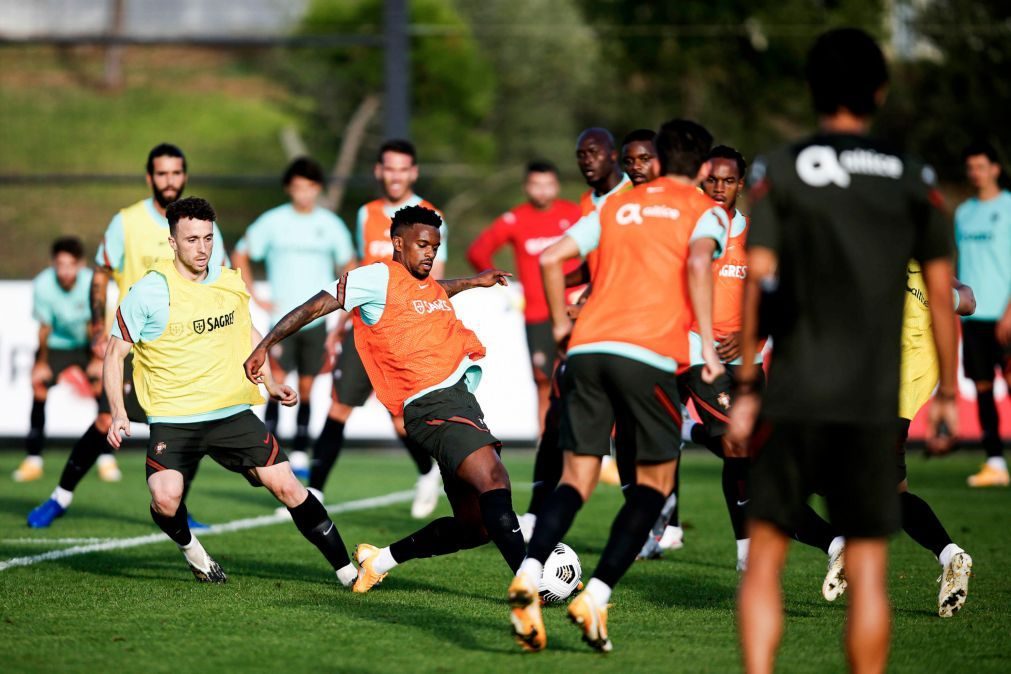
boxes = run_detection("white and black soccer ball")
[539,542,582,603]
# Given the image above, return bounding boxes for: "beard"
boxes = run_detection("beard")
[152,181,185,208]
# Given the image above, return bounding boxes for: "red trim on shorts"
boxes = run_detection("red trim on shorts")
[687,386,731,423]
[115,307,134,343]
[146,457,167,472]
[336,273,348,308]
[653,385,683,427]
[266,434,279,466]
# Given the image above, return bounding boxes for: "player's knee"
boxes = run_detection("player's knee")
[33,385,48,400]
[150,489,182,517]
[94,413,112,433]
[975,380,994,392]
[298,377,313,398]
[328,402,352,423]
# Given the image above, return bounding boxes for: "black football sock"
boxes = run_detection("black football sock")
[690,423,711,447]
[900,491,953,558]
[288,492,351,571]
[27,398,45,456]
[479,488,526,572]
[977,389,1003,458]
[389,517,478,563]
[526,422,563,516]
[723,457,750,540]
[668,461,682,528]
[150,504,193,547]
[309,417,345,492]
[527,484,583,564]
[401,434,433,475]
[293,402,311,454]
[264,399,279,437]
[57,423,106,491]
[793,504,837,553]
[592,485,666,587]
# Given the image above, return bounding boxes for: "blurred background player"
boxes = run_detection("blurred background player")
[232,157,355,480]
[27,143,229,528]
[310,139,447,517]
[727,29,959,674]
[511,119,727,653]
[957,140,1011,487]
[14,237,111,483]
[466,160,581,432]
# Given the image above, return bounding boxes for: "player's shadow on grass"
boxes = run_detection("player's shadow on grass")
[0,494,151,527]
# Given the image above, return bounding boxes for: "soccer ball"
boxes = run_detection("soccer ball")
[539,543,582,603]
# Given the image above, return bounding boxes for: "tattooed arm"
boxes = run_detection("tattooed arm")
[89,267,110,356]
[243,290,342,384]
[438,269,511,298]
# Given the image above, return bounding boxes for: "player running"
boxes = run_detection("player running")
[726,29,959,674]
[232,157,355,481]
[14,238,107,483]
[510,119,729,653]
[27,143,229,529]
[311,140,448,518]
[105,197,356,586]
[245,205,526,594]
[466,160,582,432]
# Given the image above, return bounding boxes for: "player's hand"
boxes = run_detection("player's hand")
[473,269,512,288]
[86,356,104,382]
[324,328,342,369]
[31,361,53,387]
[997,311,1011,346]
[700,343,726,384]
[552,318,573,348]
[725,391,760,458]
[243,347,268,385]
[925,395,959,454]
[268,383,298,407]
[715,332,741,362]
[566,303,584,321]
[106,415,130,450]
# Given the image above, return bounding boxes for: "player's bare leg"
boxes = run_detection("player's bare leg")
[738,520,789,674]
[147,469,224,583]
[843,539,890,674]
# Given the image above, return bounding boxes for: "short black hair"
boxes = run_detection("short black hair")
[526,160,558,176]
[806,28,888,117]
[390,205,442,238]
[377,139,417,165]
[577,127,615,152]
[51,236,84,260]
[962,139,1001,165]
[146,143,187,176]
[655,119,713,177]
[166,197,216,236]
[283,156,326,186]
[707,145,747,178]
[621,129,656,147]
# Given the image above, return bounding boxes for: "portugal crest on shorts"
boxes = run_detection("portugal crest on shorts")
[717,391,732,410]
[154,442,166,455]
[193,318,206,334]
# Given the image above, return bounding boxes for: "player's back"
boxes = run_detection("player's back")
[750,133,951,423]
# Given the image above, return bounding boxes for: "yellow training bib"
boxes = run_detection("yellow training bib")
[117,199,175,294]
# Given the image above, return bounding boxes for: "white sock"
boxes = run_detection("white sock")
[24,455,43,468]
[938,543,964,568]
[336,563,358,587]
[986,456,1008,472]
[585,577,612,605]
[681,419,697,443]
[372,547,399,574]
[517,557,543,584]
[179,536,209,570]
[736,538,750,565]
[97,454,116,466]
[51,486,73,509]
[828,536,845,559]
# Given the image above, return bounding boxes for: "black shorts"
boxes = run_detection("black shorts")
[962,320,1011,382]
[748,419,900,538]
[403,378,501,476]
[43,347,93,386]
[560,353,682,464]
[678,364,765,438]
[331,329,374,408]
[145,410,288,484]
[525,320,557,380]
[275,323,327,377]
[97,354,147,423]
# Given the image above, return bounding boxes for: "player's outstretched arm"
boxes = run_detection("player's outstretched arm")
[438,269,511,298]
[244,290,342,385]
[103,335,133,450]
[924,257,959,453]
[541,236,582,344]
[687,237,725,384]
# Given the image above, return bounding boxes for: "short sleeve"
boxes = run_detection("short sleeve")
[96,213,125,271]
[566,211,601,257]
[327,213,355,268]
[435,221,449,263]
[325,263,389,312]
[242,214,271,262]
[211,223,231,268]
[112,273,169,343]
[745,154,780,253]
[689,207,730,259]
[32,276,53,326]
[355,206,368,259]
[910,164,954,264]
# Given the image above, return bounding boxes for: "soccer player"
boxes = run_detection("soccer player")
[726,29,959,674]
[232,157,355,482]
[105,197,357,586]
[957,140,1011,487]
[244,205,526,593]
[509,119,729,653]
[620,128,660,188]
[14,237,107,483]
[27,143,229,528]
[311,140,447,519]
[466,160,582,432]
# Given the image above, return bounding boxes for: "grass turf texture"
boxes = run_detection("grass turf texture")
[0,448,1008,673]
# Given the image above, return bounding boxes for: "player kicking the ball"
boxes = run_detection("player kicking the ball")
[245,205,527,593]
[105,197,357,586]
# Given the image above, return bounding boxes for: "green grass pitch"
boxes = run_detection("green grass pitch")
[1,447,1008,673]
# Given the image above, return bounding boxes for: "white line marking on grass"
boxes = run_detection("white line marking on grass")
[0,489,414,572]
[2,538,118,545]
